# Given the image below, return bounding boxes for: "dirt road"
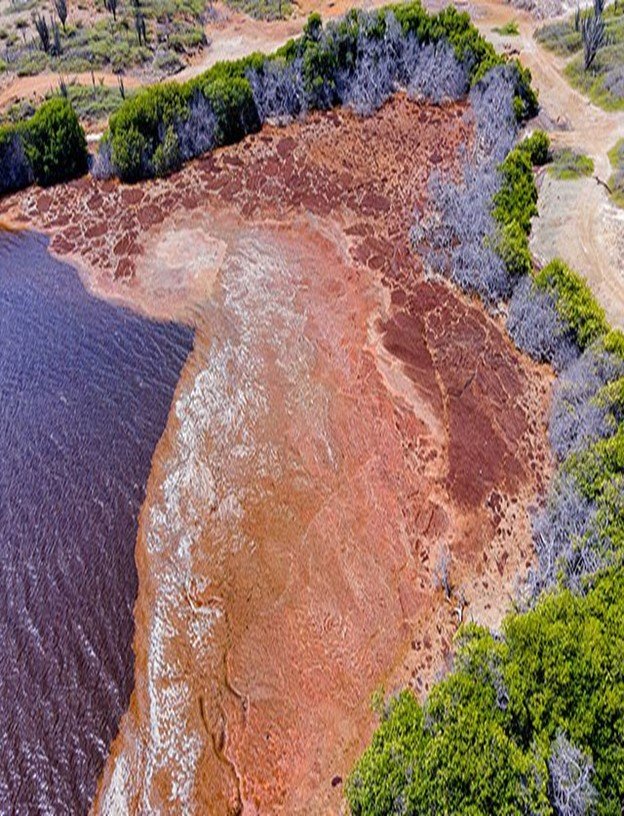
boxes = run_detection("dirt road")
[471,0,624,328]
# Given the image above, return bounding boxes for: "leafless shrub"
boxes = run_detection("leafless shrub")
[507,276,579,371]
[248,58,306,124]
[336,14,469,116]
[411,65,522,306]
[405,41,469,105]
[548,733,597,816]
[90,139,115,180]
[415,159,512,304]
[602,65,624,100]
[507,0,564,19]
[0,131,33,194]
[526,473,610,598]
[338,36,396,115]
[469,65,519,164]
[433,544,452,599]
[175,91,217,160]
[549,346,624,460]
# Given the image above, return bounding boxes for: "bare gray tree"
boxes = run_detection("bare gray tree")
[507,276,579,371]
[248,58,306,123]
[176,91,217,160]
[548,733,597,816]
[433,544,452,599]
[549,346,624,460]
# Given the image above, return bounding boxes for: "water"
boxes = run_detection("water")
[0,231,194,814]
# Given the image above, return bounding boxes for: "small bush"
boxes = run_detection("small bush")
[534,259,609,349]
[536,19,582,56]
[607,137,624,208]
[493,20,520,37]
[548,147,595,180]
[519,129,550,165]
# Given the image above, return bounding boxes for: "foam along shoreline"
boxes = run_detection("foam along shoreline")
[0,230,194,814]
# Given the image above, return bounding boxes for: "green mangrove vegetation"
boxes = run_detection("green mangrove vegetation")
[0,95,87,192]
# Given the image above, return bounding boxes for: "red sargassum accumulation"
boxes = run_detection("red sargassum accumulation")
[2,96,552,815]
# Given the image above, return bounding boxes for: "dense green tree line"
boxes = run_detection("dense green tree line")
[348,570,624,815]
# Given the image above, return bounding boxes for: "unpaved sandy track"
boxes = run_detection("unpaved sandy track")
[471,0,624,327]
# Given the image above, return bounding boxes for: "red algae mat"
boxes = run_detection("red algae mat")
[1,96,552,815]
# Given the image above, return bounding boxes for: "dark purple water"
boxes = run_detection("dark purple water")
[0,231,193,815]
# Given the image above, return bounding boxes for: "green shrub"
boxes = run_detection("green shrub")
[23,98,88,186]
[348,570,624,816]
[493,20,520,37]
[108,82,188,180]
[192,72,261,144]
[496,221,532,279]
[0,97,87,192]
[534,259,609,348]
[604,328,624,359]
[565,424,624,501]
[493,148,538,234]
[518,130,550,166]
[548,147,594,180]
